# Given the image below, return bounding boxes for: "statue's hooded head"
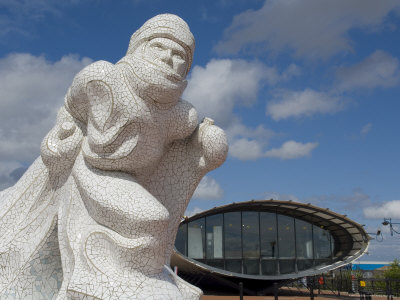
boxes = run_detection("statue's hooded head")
[123,14,195,105]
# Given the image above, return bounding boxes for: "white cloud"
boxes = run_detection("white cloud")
[229,138,264,160]
[337,50,400,90]
[263,192,300,202]
[226,121,276,160]
[0,53,92,188]
[364,200,400,219]
[184,207,205,217]
[184,58,277,127]
[215,0,400,59]
[361,123,373,135]
[192,176,224,200]
[185,58,284,161]
[265,140,318,160]
[266,88,345,120]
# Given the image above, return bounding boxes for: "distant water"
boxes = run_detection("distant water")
[352,262,390,270]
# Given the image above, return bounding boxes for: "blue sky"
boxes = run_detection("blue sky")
[1,0,399,261]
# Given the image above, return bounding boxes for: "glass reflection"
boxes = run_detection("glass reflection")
[314,225,332,259]
[175,222,187,256]
[296,219,313,259]
[279,259,296,274]
[260,212,277,258]
[242,211,260,258]
[261,260,277,275]
[244,259,259,275]
[225,259,241,273]
[224,212,241,258]
[278,215,295,258]
[188,218,205,259]
[206,214,223,259]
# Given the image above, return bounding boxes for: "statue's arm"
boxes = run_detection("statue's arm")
[40,61,116,175]
[40,63,92,175]
[166,99,198,142]
[139,117,228,213]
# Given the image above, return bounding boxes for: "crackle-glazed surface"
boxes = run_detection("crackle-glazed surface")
[0,14,228,299]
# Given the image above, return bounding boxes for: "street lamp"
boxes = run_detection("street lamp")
[382,218,400,236]
[365,229,383,242]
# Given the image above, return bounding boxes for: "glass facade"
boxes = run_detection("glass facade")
[177,210,338,276]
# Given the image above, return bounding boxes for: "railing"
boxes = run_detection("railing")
[281,275,400,299]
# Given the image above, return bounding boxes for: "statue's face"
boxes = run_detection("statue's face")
[123,37,190,104]
[143,38,189,80]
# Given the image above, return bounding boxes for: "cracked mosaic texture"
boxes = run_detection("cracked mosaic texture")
[0,14,228,299]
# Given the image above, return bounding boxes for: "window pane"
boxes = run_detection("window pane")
[296,219,313,259]
[224,212,242,258]
[315,259,331,268]
[279,259,295,274]
[225,259,242,273]
[261,260,278,275]
[297,259,313,271]
[242,211,260,258]
[260,212,277,258]
[188,218,205,259]
[206,259,224,269]
[175,223,187,256]
[313,225,332,259]
[278,215,295,258]
[206,214,223,259]
[243,259,259,275]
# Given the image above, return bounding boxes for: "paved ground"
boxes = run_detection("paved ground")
[202,297,348,300]
[202,295,392,300]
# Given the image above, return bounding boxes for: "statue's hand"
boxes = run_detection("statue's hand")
[41,107,84,176]
[190,117,228,171]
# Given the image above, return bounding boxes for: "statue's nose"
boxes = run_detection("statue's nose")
[161,49,173,67]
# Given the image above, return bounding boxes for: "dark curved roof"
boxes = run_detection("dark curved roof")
[173,199,370,281]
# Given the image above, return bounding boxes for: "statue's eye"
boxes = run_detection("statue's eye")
[174,53,184,60]
[151,43,164,51]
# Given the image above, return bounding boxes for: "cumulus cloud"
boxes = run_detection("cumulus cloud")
[184,58,278,126]
[364,200,400,219]
[226,121,276,160]
[215,0,400,59]
[264,140,318,160]
[0,53,92,188]
[229,138,264,160]
[337,50,400,90]
[266,88,346,120]
[192,176,224,200]
[185,58,285,161]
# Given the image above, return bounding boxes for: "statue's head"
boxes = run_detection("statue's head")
[127,14,195,78]
[124,14,195,104]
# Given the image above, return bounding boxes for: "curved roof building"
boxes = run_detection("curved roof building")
[171,200,370,294]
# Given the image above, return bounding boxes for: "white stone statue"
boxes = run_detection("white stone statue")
[0,14,228,299]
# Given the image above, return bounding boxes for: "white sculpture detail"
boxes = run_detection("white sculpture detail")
[0,14,228,299]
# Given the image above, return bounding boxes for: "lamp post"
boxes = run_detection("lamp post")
[382,218,400,236]
[365,229,383,242]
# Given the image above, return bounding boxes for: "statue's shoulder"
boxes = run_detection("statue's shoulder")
[73,60,116,86]
[174,98,195,112]
[74,60,116,83]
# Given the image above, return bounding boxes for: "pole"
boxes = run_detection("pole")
[239,282,243,300]
[310,277,314,300]
[274,282,278,300]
